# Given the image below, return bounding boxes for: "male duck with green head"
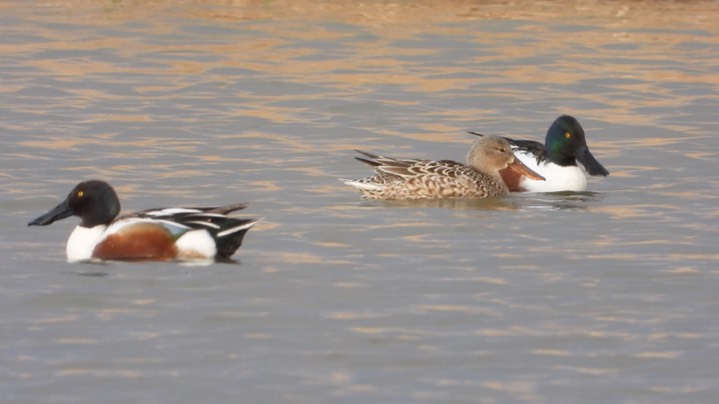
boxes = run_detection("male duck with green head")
[470,115,609,192]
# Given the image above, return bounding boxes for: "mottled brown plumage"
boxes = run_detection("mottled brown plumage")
[341,136,544,200]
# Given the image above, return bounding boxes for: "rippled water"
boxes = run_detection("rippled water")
[2,1,719,402]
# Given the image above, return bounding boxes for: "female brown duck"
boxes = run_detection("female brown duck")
[342,136,545,200]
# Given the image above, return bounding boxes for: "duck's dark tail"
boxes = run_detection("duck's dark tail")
[214,218,259,258]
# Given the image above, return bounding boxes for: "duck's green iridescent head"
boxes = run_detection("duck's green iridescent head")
[28,180,121,228]
[545,115,609,176]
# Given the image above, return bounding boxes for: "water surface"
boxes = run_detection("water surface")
[1,1,719,402]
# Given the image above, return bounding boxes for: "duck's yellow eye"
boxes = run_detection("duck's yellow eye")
[565,132,571,139]
[498,147,506,153]
[77,191,84,198]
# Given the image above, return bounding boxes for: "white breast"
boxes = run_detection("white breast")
[66,225,107,262]
[514,151,588,192]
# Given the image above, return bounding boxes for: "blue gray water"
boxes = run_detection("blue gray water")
[1,1,718,402]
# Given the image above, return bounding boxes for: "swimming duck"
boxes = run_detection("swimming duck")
[341,136,545,200]
[28,180,258,262]
[469,115,609,192]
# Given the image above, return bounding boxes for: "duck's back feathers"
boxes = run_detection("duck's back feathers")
[343,150,507,200]
[505,140,547,164]
[123,205,257,258]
